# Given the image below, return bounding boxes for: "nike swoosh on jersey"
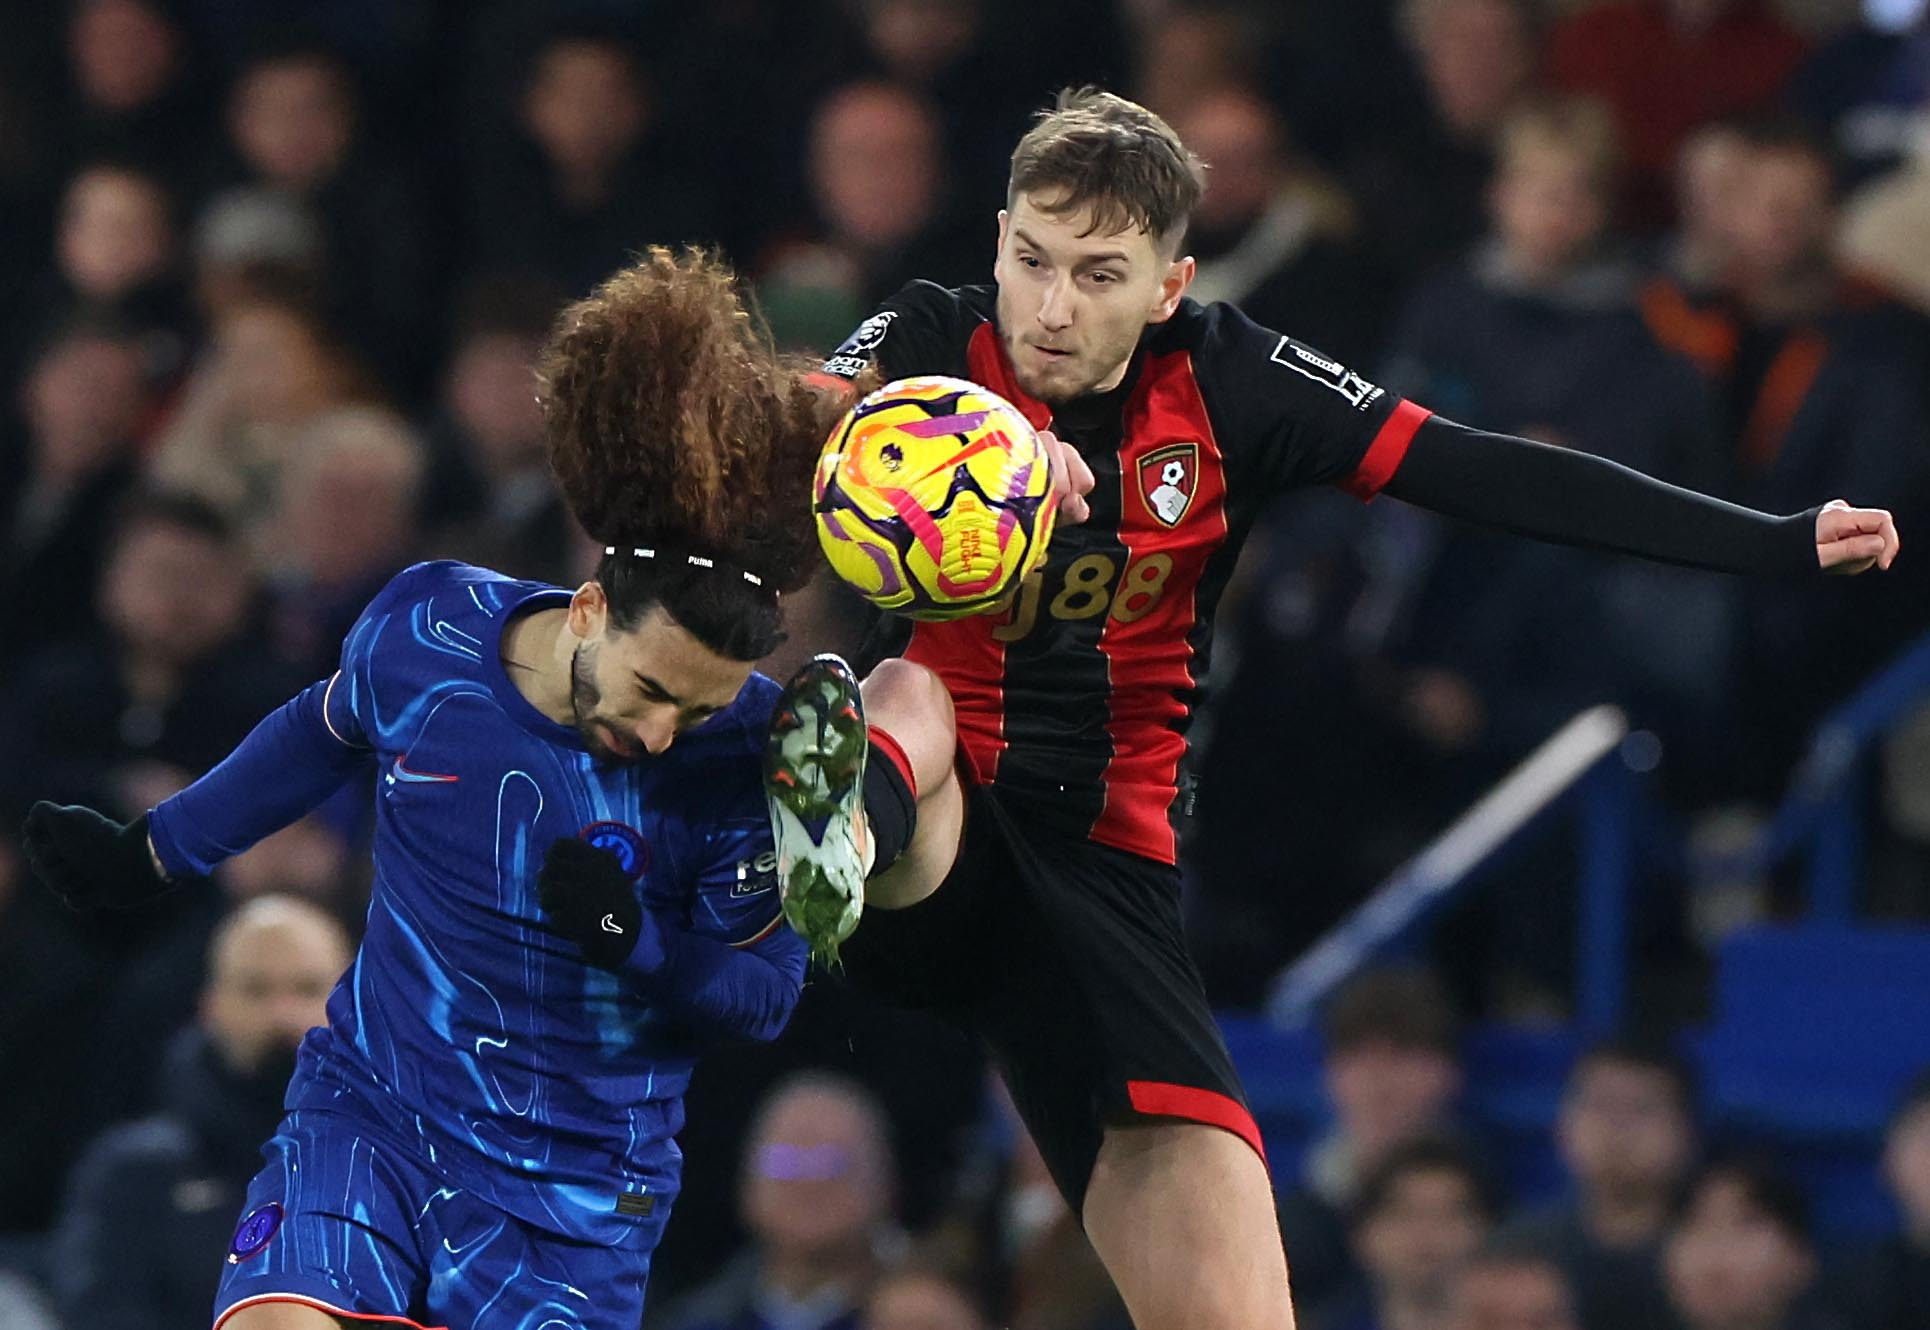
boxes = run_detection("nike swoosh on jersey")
[390,755,460,784]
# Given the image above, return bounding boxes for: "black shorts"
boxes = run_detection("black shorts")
[841,782,1264,1212]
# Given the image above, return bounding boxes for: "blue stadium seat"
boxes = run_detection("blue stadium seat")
[1694,925,1930,1240]
[1226,923,1930,1241]
[1218,1013,1579,1204]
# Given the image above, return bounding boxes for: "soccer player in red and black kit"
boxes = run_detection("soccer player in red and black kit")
[763,89,1900,1330]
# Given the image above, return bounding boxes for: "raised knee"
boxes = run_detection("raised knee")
[864,658,953,726]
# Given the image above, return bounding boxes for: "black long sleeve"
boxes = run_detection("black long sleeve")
[1383,417,1822,575]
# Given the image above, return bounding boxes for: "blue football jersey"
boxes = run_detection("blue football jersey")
[287,561,803,1242]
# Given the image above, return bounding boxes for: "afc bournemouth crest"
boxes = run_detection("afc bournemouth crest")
[1137,443,1198,527]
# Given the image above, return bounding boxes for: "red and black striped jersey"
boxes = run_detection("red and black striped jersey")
[820,282,1432,865]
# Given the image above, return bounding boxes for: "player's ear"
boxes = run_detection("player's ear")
[994,208,1010,264]
[568,581,608,640]
[1149,254,1195,324]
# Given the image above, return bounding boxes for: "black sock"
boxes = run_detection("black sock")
[862,739,917,875]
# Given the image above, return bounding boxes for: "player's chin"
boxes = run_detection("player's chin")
[1017,364,1091,405]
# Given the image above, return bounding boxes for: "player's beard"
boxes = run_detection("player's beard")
[1002,323,1142,405]
[568,642,631,764]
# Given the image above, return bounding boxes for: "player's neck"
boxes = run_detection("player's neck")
[499,605,575,725]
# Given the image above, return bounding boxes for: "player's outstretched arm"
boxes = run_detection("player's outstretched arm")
[537,840,805,1042]
[1381,419,1900,575]
[24,676,369,912]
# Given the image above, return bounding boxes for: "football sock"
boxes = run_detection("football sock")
[862,728,918,876]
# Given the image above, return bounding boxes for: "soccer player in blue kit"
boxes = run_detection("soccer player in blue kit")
[21,250,847,1330]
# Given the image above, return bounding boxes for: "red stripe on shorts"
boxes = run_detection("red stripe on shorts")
[1126,1079,1268,1168]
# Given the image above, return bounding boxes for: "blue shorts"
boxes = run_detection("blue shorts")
[212,1108,671,1330]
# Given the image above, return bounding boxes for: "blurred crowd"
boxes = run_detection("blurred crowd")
[1,0,1929,1326]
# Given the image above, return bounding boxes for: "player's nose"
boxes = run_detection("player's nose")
[1037,277,1075,330]
[634,710,677,756]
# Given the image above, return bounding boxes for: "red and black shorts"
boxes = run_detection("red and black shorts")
[841,781,1265,1212]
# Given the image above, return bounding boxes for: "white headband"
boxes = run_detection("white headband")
[604,546,766,588]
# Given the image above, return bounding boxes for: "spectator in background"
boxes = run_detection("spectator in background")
[834,0,1130,202]
[1837,117,1930,321]
[5,158,190,382]
[1331,101,1716,1000]
[921,1074,1128,1330]
[1348,0,1545,288]
[1837,1073,1930,1330]
[1664,1158,1842,1330]
[1173,88,1391,366]
[862,1264,992,1330]
[77,823,362,1156]
[843,0,1045,204]
[1505,1041,1696,1330]
[1383,97,1703,474]
[850,0,986,105]
[57,0,211,181]
[216,810,360,908]
[150,289,377,531]
[1132,3,1278,127]
[422,274,576,585]
[264,405,426,677]
[1639,118,1930,793]
[1650,120,1752,297]
[1380,95,1735,754]
[188,184,327,326]
[0,490,293,832]
[1,316,153,679]
[652,1072,905,1330]
[756,81,977,352]
[1279,968,1468,1313]
[1685,119,1926,509]
[0,495,300,1200]
[50,895,351,1330]
[1314,1138,1499,1330]
[468,19,716,299]
[53,159,182,318]
[1448,1237,1581,1330]
[1549,0,1810,224]
[222,33,431,389]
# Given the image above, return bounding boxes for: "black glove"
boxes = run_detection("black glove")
[22,802,184,912]
[537,837,660,971]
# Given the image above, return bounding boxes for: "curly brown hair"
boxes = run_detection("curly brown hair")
[539,247,846,656]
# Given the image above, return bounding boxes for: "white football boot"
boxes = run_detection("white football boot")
[764,655,872,965]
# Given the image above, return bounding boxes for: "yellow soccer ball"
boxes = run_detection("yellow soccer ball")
[814,376,1057,621]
